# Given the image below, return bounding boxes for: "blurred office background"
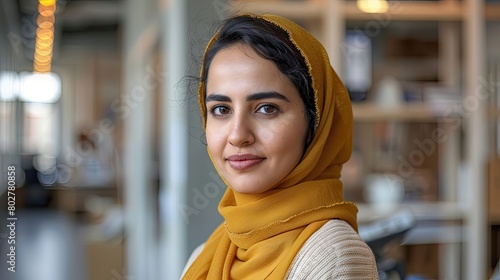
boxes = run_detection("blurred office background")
[0,0,499,279]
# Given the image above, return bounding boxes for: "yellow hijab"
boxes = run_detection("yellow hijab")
[183,14,358,280]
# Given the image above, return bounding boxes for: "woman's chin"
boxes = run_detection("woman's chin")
[229,182,273,195]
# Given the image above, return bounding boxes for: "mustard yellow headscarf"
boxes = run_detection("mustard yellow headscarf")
[183,14,358,280]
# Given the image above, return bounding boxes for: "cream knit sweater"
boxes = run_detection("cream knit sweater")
[182,219,379,279]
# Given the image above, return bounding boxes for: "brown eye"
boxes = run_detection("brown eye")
[212,105,231,116]
[257,104,278,115]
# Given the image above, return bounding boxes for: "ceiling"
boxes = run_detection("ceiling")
[1,0,124,64]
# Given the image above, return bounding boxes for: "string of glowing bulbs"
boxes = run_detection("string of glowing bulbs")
[33,0,57,73]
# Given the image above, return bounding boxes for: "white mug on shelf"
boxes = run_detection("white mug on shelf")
[363,173,405,209]
[374,75,404,108]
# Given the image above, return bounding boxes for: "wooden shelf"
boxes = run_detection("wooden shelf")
[490,214,500,225]
[230,0,323,21]
[351,103,458,122]
[357,201,464,223]
[403,223,463,245]
[486,3,500,21]
[344,1,463,21]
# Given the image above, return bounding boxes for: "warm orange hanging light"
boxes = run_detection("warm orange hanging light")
[39,0,57,7]
[33,0,57,73]
[357,0,389,13]
[38,3,56,16]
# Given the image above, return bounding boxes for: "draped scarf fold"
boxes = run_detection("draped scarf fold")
[183,13,358,280]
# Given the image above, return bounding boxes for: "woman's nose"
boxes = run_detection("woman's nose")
[227,113,255,147]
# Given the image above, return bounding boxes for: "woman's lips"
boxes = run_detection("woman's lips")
[226,154,265,171]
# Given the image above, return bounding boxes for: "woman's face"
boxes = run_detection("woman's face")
[205,43,308,194]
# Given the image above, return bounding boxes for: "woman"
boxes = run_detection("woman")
[182,13,378,279]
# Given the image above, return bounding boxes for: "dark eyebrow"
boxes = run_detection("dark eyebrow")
[246,91,290,102]
[205,94,231,103]
[205,91,291,103]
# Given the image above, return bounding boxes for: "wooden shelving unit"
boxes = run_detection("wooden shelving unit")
[232,0,500,21]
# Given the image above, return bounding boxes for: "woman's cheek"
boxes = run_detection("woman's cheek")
[207,128,225,152]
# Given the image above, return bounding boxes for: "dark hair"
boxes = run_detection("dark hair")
[201,15,316,147]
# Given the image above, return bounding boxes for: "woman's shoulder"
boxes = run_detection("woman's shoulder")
[181,243,206,277]
[286,219,379,280]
